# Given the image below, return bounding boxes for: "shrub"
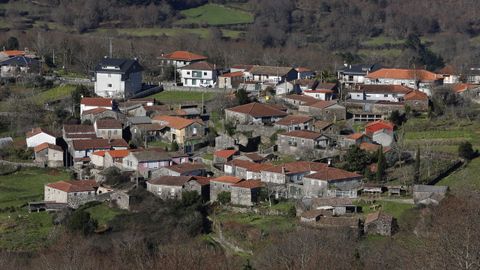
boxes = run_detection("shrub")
[217,191,231,205]
[67,209,97,235]
[458,141,476,160]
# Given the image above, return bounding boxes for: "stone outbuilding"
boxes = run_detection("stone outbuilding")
[364,211,397,236]
[230,180,264,206]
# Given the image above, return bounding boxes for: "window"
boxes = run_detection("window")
[384,94,388,97]
[187,71,191,75]
[108,84,112,87]
[203,72,207,76]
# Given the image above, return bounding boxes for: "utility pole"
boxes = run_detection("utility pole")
[109,37,113,58]
[52,49,55,66]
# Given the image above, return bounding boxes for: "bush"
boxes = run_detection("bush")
[458,141,476,160]
[217,191,231,205]
[67,209,97,235]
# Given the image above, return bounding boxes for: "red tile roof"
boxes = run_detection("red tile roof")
[191,176,211,186]
[105,149,130,158]
[232,180,264,189]
[80,97,112,107]
[92,150,106,157]
[95,119,122,129]
[211,175,243,184]
[404,90,429,100]
[306,167,362,182]
[46,180,97,193]
[314,120,333,130]
[275,115,312,126]
[180,61,215,71]
[280,130,323,140]
[366,68,442,81]
[226,102,288,118]
[72,139,110,151]
[220,71,244,78]
[304,89,334,94]
[283,94,318,104]
[346,133,365,140]
[82,108,109,115]
[26,127,55,138]
[163,51,207,61]
[33,143,62,153]
[365,120,395,135]
[214,149,237,159]
[1,50,25,57]
[304,100,337,109]
[357,84,413,94]
[110,139,129,148]
[148,176,192,186]
[152,115,203,129]
[452,83,473,93]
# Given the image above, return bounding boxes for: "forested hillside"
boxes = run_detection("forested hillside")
[1,0,479,74]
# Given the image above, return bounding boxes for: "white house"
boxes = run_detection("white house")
[158,51,207,68]
[94,58,143,98]
[0,56,39,77]
[303,89,334,101]
[44,180,98,208]
[26,128,56,148]
[349,85,413,102]
[91,151,106,168]
[179,61,217,87]
[80,97,113,115]
[249,66,298,83]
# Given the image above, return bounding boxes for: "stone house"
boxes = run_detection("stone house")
[104,149,130,168]
[26,128,57,148]
[70,139,111,164]
[303,89,334,101]
[274,115,314,131]
[118,101,148,117]
[313,120,338,135]
[91,151,106,168]
[349,85,413,102]
[260,161,329,185]
[34,143,63,168]
[63,124,97,142]
[234,152,268,163]
[80,97,113,115]
[218,71,244,89]
[122,150,188,178]
[81,108,118,123]
[280,94,318,108]
[225,102,287,125]
[184,176,211,202]
[158,50,207,69]
[214,149,238,164]
[215,134,237,151]
[404,90,429,112]
[277,130,332,156]
[303,167,363,198]
[249,65,298,84]
[231,180,264,206]
[44,180,98,209]
[364,211,397,236]
[210,176,244,202]
[152,163,207,177]
[341,133,372,147]
[146,176,192,200]
[152,115,206,147]
[298,100,346,122]
[94,119,123,140]
[224,159,273,180]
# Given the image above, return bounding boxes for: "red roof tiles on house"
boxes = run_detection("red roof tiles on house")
[148,176,192,186]
[357,84,413,94]
[304,89,334,94]
[72,139,110,151]
[262,161,328,174]
[33,143,62,153]
[26,127,55,138]
[306,167,362,182]
[211,175,243,184]
[109,139,129,148]
[232,180,264,189]
[220,71,244,78]
[1,50,25,57]
[214,149,237,159]
[404,90,429,100]
[180,61,215,71]
[275,115,312,126]
[226,102,288,118]
[284,94,318,104]
[163,51,207,61]
[365,120,395,135]
[346,133,365,140]
[80,97,112,107]
[105,149,130,158]
[46,180,97,193]
[95,119,122,129]
[280,130,323,140]
[366,68,442,81]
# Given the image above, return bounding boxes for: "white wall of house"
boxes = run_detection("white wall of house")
[122,154,138,170]
[26,133,56,148]
[181,69,216,87]
[44,186,68,203]
[95,71,142,98]
[304,92,332,101]
[350,92,405,102]
[80,104,112,115]
[91,154,105,168]
[372,131,394,147]
[364,78,417,88]
[95,128,123,140]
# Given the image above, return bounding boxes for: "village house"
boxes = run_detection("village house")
[184,176,211,202]
[298,100,347,122]
[364,211,397,236]
[404,90,429,112]
[122,150,188,177]
[158,50,207,69]
[214,149,238,165]
[210,175,244,202]
[249,66,298,84]
[303,89,334,101]
[0,49,27,60]
[337,63,382,87]
[218,71,244,89]
[146,176,192,200]
[94,119,123,140]
[34,143,63,168]
[277,130,332,156]
[313,120,338,135]
[365,120,394,137]
[91,151,106,168]
[303,167,363,198]
[44,180,98,208]
[225,102,287,125]
[179,61,217,87]
[118,101,147,117]
[224,159,273,180]
[364,68,443,96]
[81,108,118,123]
[341,133,372,147]
[104,149,130,168]
[0,56,39,77]
[260,161,329,185]
[281,94,318,108]
[94,57,143,98]
[274,115,313,131]
[371,129,394,147]
[152,163,207,177]
[437,65,460,84]
[109,139,129,150]
[275,81,297,95]
[26,128,57,148]
[63,124,97,142]
[310,197,359,216]
[152,115,206,150]
[130,123,167,143]
[70,139,111,164]
[80,97,113,115]
[234,152,268,163]
[349,85,413,102]
[231,180,264,206]
[295,67,315,79]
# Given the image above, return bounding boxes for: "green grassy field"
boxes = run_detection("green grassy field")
[356,200,415,220]
[97,27,244,39]
[361,36,405,47]
[438,157,480,191]
[0,167,69,251]
[36,85,76,104]
[85,203,125,227]
[149,91,215,103]
[175,4,254,26]
[358,48,403,59]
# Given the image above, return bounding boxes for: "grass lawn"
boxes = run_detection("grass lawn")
[356,199,415,221]
[0,167,69,251]
[358,48,403,59]
[85,202,125,227]
[438,157,480,191]
[175,4,254,26]
[36,85,76,104]
[361,36,405,47]
[149,91,215,103]
[147,140,171,150]
[216,212,296,232]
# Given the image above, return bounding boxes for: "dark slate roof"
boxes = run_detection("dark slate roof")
[95,58,144,74]
[337,64,382,75]
[0,56,39,67]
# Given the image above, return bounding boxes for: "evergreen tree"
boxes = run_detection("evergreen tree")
[376,147,386,182]
[414,145,421,184]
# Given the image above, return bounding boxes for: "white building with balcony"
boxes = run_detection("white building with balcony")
[179,61,217,87]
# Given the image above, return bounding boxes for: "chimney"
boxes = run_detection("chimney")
[327,158,332,167]
[281,166,285,174]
